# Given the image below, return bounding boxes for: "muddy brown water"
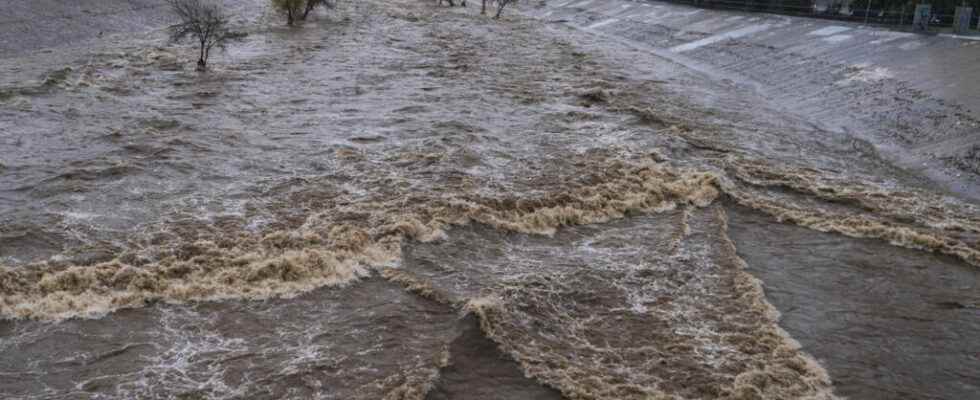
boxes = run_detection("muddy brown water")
[728,205,980,400]
[425,315,566,400]
[1,0,979,399]
[0,278,462,399]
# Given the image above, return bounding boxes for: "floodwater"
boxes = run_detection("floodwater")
[0,0,978,399]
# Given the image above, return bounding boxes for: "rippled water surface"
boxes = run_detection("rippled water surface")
[1,0,978,399]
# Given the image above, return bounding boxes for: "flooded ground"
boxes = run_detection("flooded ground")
[728,206,980,400]
[1,0,978,399]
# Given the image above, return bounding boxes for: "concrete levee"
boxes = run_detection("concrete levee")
[534,0,980,199]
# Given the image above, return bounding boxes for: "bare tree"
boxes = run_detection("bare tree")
[272,0,306,25]
[167,0,238,71]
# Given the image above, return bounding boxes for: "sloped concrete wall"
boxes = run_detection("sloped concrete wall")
[534,0,980,197]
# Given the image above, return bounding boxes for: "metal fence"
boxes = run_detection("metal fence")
[650,0,979,30]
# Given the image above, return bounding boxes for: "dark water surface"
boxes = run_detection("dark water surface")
[728,205,980,400]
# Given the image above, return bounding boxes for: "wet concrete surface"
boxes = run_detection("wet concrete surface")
[535,0,980,201]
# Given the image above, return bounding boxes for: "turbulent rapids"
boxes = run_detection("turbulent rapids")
[0,0,978,399]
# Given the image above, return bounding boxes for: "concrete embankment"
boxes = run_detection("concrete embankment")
[533,0,980,200]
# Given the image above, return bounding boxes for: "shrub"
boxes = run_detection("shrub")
[271,0,306,25]
[273,0,334,25]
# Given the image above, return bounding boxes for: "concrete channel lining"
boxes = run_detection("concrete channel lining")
[536,0,980,200]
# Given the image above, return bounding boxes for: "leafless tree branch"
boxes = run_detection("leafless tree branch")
[167,0,241,71]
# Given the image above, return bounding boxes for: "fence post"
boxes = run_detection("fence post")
[913,4,931,31]
[953,6,973,34]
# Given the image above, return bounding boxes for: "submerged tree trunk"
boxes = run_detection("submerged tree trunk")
[203,45,211,70]
[302,3,315,20]
[197,40,207,71]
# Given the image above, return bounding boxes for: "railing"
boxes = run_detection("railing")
[640,0,979,30]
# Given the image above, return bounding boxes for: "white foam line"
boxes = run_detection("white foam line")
[670,24,772,53]
[587,18,620,30]
[822,34,852,43]
[939,33,980,41]
[808,26,851,36]
[898,40,923,50]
